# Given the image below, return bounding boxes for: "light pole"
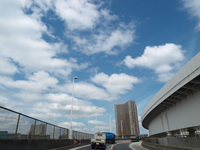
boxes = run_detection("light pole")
[121,120,124,139]
[70,76,78,139]
[96,107,98,133]
[110,116,112,132]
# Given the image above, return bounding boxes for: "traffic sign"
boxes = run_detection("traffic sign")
[74,139,81,145]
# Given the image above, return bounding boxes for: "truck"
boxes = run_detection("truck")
[103,132,115,144]
[91,132,106,149]
[130,134,140,142]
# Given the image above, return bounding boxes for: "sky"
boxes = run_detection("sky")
[0,0,200,135]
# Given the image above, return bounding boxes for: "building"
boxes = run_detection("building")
[30,124,46,135]
[115,100,140,136]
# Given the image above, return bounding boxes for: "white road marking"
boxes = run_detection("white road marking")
[129,143,137,150]
[68,144,90,150]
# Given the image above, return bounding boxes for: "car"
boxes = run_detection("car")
[91,132,106,149]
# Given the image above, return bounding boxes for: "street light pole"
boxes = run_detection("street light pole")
[70,76,78,139]
[121,120,124,139]
[96,107,98,132]
[110,116,112,132]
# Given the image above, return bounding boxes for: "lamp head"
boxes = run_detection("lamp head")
[73,76,78,79]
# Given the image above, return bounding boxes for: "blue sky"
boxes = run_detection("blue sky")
[0,0,200,134]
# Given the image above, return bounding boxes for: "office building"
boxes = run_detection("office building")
[30,124,46,135]
[115,100,140,136]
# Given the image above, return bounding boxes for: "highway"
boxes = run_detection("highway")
[68,140,148,150]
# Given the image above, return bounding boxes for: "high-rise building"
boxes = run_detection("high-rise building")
[30,124,46,135]
[115,100,140,136]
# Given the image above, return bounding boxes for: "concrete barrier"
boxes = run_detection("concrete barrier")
[0,139,90,150]
[142,136,200,150]
[142,141,199,150]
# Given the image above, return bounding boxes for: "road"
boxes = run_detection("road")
[68,140,148,150]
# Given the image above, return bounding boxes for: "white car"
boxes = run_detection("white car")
[91,132,106,149]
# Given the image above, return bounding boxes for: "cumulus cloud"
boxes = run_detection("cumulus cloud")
[53,0,136,55]
[91,72,140,95]
[29,93,106,121]
[88,120,107,125]
[0,57,18,75]
[62,72,140,101]
[64,82,111,100]
[182,0,200,30]
[55,0,100,31]
[123,43,185,82]
[0,71,58,93]
[59,121,85,128]
[0,0,86,78]
[70,23,135,55]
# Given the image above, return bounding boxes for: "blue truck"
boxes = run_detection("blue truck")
[103,132,115,144]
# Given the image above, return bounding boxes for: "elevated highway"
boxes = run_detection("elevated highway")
[142,52,200,137]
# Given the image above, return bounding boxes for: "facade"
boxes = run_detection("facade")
[30,124,46,135]
[115,100,140,136]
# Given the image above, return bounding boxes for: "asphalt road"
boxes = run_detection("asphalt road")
[68,140,148,150]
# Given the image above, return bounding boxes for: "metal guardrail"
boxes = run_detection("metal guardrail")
[0,106,93,140]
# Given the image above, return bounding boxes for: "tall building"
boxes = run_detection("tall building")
[30,124,46,135]
[115,100,140,136]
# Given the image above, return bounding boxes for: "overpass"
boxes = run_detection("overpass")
[141,52,200,148]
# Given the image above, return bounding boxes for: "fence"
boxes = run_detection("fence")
[0,106,93,140]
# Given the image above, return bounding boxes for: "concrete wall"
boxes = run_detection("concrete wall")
[142,136,200,150]
[0,139,90,150]
[148,89,200,135]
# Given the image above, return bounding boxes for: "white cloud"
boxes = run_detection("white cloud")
[88,120,107,125]
[64,82,111,101]
[55,0,100,31]
[100,9,118,22]
[62,72,140,101]
[33,0,54,12]
[0,57,18,75]
[59,121,85,129]
[182,0,200,30]
[124,43,185,82]
[0,0,86,78]
[54,0,135,55]
[91,72,140,96]
[96,126,110,132]
[0,71,58,93]
[70,23,135,55]
[28,93,106,121]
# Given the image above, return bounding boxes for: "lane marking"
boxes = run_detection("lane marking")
[106,145,111,149]
[68,144,90,150]
[110,141,131,150]
[129,143,137,150]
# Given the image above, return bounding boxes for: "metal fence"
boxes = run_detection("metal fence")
[0,106,93,140]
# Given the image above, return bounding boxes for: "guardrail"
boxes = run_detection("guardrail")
[0,106,93,140]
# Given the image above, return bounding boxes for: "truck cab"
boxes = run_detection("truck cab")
[91,132,106,149]
[130,134,140,142]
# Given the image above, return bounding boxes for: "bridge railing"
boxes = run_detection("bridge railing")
[0,106,93,140]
